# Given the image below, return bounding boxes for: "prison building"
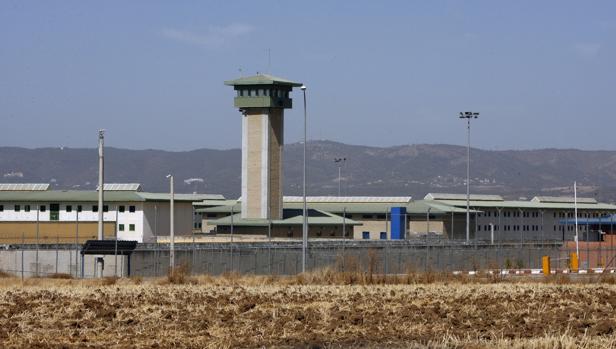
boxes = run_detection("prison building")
[0,183,223,243]
[424,193,616,241]
[195,196,471,240]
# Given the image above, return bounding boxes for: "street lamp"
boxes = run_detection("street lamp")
[166,174,175,270]
[334,157,346,197]
[459,111,479,244]
[301,84,308,273]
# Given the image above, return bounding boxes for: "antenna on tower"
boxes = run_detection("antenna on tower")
[238,67,243,77]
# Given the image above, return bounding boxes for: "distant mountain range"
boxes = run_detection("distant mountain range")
[1,141,616,202]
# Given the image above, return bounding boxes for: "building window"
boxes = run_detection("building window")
[0,205,3,212]
[40,205,46,212]
[119,224,124,231]
[103,205,109,212]
[478,225,481,231]
[24,205,30,212]
[66,205,72,213]
[377,214,386,220]
[93,205,98,212]
[362,231,370,239]
[129,205,136,213]
[14,205,20,212]
[129,224,135,231]
[77,205,82,212]
[362,215,373,219]
[119,205,125,213]
[380,232,387,240]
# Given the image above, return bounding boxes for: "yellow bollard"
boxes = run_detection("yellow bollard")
[542,256,551,276]
[570,252,579,273]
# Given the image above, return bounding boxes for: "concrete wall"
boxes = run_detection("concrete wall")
[128,241,564,277]
[142,202,193,243]
[241,108,284,220]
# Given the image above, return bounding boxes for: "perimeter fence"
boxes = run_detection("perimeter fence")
[3,237,614,278]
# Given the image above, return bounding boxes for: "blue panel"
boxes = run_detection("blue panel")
[390,207,407,240]
[362,231,370,239]
[380,232,387,240]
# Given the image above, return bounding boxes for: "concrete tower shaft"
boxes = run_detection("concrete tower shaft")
[242,108,283,219]
[225,74,301,220]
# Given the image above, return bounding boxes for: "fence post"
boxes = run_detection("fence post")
[21,232,25,281]
[55,235,59,275]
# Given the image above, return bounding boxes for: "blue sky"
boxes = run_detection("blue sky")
[1,1,615,151]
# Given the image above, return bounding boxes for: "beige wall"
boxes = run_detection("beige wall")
[242,108,284,220]
[353,219,389,239]
[244,112,264,218]
[0,221,116,244]
[268,109,283,219]
[409,220,445,235]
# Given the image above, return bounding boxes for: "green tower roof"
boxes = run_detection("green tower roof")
[224,73,302,87]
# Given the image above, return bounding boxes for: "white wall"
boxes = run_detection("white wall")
[0,201,145,242]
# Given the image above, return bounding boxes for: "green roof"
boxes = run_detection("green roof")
[193,199,239,207]
[424,193,504,201]
[196,200,472,215]
[0,191,223,203]
[224,73,302,87]
[209,209,361,227]
[431,199,616,211]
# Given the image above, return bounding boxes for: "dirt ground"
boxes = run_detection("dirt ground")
[1,276,616,348]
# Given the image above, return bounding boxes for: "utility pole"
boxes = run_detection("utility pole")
[301,84,308,273]
[459,112,479,244]
[96,129,105,277]
[167,174,175,270]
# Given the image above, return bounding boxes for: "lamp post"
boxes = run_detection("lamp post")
[459,111,479,244]
[301,84,308,273]
[167,174,175,270]
[334,157,346,197]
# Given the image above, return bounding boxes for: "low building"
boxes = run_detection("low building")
[197,193,616,242]
[196,196,470,240]
[0,183,223,243]
[424,193,616,241]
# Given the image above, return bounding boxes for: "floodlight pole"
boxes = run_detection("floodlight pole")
[301,84,308,273]
[167,174,175,270]
[459,112,479,244]
[574,181,579,258]
[96,129,105,278]
[334,157,346,197]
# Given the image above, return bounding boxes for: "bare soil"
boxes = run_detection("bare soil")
[1,276,616,348]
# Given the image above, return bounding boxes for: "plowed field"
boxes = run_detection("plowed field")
[1,278,616,348]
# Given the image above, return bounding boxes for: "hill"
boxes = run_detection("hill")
[1,141,615,202]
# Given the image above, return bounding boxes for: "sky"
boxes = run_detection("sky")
[1,1,615,151]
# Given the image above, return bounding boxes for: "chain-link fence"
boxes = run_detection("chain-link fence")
[2,235,616,278]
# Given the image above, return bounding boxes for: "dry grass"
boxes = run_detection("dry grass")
[0,272,616,348]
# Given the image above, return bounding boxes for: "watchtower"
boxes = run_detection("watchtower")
[225,73,302,220]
